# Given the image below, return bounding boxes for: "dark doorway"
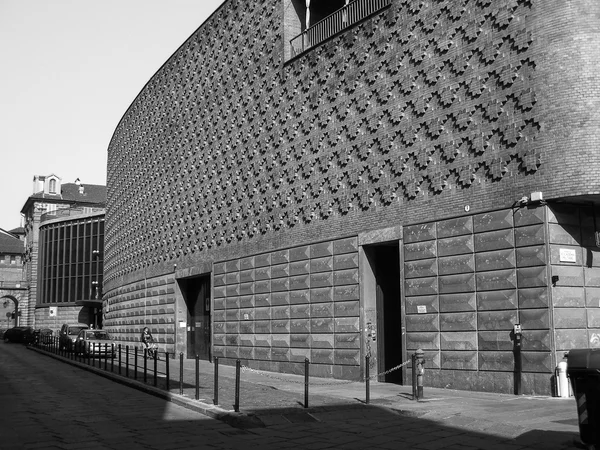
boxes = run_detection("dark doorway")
[365,243,403,384]
[178,275,211,360]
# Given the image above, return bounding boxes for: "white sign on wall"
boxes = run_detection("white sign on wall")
[559,248,577,263]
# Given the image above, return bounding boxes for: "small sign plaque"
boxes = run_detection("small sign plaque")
[417,305,427,314]
[48,306,57,317]
[559,248,577,263]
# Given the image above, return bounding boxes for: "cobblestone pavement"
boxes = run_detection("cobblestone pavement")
[0,343,585,450]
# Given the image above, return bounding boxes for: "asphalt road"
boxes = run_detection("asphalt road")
[0,342,583,450]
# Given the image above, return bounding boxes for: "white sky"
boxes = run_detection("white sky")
[0,0,224,230]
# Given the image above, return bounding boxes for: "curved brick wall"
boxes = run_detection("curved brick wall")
[105,0,600,387]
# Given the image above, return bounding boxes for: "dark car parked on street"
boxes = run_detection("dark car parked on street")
[3,326,35,344]
[58,323,89,351]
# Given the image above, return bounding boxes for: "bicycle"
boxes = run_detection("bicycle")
[144,342,158,360]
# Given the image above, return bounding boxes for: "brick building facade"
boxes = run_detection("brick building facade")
[104,0,600,394]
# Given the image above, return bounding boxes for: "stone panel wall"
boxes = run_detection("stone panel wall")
[548,205,600,362]
[213,237,361,379]
[103,274,176,352]
[403,204,551,394]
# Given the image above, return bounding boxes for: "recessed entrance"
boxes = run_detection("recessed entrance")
[364,242,403,383]
[178,275,211,360]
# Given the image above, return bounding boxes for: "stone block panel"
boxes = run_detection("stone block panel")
[334,300,360,317]
[476,269,517,291]
[585,267,600,287]
[474,229,514,253]
[514,207,545,227]
[333,284,359,301]
[473,210,513,233]
[405,258,437,279]
[439,273,475,294]
[311,334,334,349]
[404,240,437,261]
[516,245,547,268]
[310,302,334,318]
[477,290,518,311]
[333,237,358,255]
[478,351,513,371]
[519,288,549,309]
[406,295,439,314]
[438,254,474,276]
[478,331,513,351]
[406,314,439,332]
[440,332,477,350]
[440,351,477,370]
[404,222,436,244]
[551,266,584,287]
[437,216,473,239]
[515,224,546,247]
[522,330,551,351]
[439,293,476,312]
[335,333,360,349]
[522,352,552,373]
[549,224,581,246]
[554,329,589,350]
[438,235,474,257]
[553,308,587,329]
[517,267,547,288]
[334,349,360,366]
[405,277,438,296]
[440,312,476,332]
[475,249,515,272]
[478,310,518,331]
[405,332,440,350]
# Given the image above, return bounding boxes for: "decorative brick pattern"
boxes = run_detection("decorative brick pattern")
[106,0,540,282]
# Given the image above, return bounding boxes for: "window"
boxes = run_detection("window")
[49,178,57,194]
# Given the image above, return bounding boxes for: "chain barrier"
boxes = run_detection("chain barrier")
[242,358,411,386]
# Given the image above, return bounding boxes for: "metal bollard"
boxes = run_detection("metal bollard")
[366,355,370,405]
[111,344,115,372]
[179,353,184,395]
[118,344,122,375]
[153,350,158,387]
[144,348,148,383]
[213,356,219,405]
[234,359,241,412]
[412,352,417,400]
[134,347,138,380]
[195,355,200,400]
[165,352,170,391]
[126,345,129,378]
[415,349,425,400]
[304,358,310,409]
[104,344,108,371]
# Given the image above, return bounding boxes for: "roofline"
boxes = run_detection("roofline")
[106,0,228,155]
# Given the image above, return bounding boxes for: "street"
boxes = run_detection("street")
[0,343,581,450]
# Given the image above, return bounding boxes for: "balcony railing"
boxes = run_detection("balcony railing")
[290,0,392,58]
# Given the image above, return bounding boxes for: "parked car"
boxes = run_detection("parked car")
[3,326,35,344]
[33,328,54,345]
[74,329,115,358]
[59,323,89,351]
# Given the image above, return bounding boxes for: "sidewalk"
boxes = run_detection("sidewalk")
[29,345,583,448]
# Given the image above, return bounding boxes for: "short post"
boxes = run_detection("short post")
[126,345,129,378]
[134,347,138,380]
[111,344,115,372]
[411,352,417,400]
[195,355,200,400]
[153,350,158,387]
[213,356,219,405]
[365,355,370,405]
[234,359,241,412]
[165,352,170,391]
[415,349,425,400]
[179,352,184,395]
[304,358,310,408]
[144,348,148,383]
[118,344,122,375]
[104,344,108,371]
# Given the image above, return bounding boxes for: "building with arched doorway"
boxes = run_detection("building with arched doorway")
[0,227,26,330]
[104,0,600,395]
